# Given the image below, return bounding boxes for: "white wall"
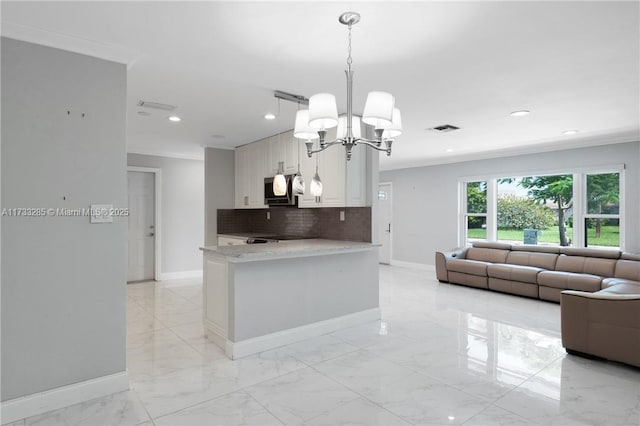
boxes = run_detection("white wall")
[1,39,127,400]
[127,154,205,276]
[204,147,235,246]
[379,141,640,266]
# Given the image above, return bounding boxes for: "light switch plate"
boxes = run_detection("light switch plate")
[90,204,113,223]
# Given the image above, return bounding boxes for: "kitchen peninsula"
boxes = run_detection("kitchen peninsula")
[200,239,380,359]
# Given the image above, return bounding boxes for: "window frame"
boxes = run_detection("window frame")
[458,164,625,250]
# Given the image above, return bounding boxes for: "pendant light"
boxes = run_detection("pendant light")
[292,112,306,196]
[272,99,287,197]
[310,164,323,197]
[273,161,287,196]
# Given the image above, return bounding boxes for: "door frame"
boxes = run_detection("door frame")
[378,181,393,264]
[127,166,162,281]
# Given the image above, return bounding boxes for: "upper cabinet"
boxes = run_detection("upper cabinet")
[268,130,298,175]
[235,126,369,209]
[234,140,268,209]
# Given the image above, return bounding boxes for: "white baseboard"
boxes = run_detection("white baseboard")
[158,269,202,281]
[390,260,435,272]
[207,308,381,360]
[0,371,129,425]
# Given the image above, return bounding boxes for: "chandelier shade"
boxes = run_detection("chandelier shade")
[337,115,362,140]
[362,91,395,126]
[381,108,403,138]
[308,93,339,130]
[294,110,319,140]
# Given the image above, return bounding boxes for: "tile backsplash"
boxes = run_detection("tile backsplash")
[217,207,371,242]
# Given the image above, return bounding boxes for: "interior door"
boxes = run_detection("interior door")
[128,171,155,282]
[378,183,392,264]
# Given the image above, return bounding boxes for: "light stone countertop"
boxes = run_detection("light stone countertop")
[200,239,379,263]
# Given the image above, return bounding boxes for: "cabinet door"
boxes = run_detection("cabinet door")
[234,145,249,208]
[345,142,367,207]
[283,131,299,174]
[267,135,282,175]
[318,140,347,207]
[248,142,268,208]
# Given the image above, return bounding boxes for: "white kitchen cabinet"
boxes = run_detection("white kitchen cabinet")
[234,140,267,209]
[234,144,249,208]
[297,127,367,208]
[268,130,298,175]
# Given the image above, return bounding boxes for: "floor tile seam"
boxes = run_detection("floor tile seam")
[128,388,155,426]
[242,389,287,426]
[285,345,364,368]
[467,402,546,426]
[163,287,201,306]
[489,353,567,412]
[147,387,243,423]
[304,361,418,424]
[160,326,209,359]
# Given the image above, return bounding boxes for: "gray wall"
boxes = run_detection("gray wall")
[127,154,205,274]
[204,148,235,245]
[380,141,640,266]
[1,38,127,400]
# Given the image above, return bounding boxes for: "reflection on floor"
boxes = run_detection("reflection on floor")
[12,265,640,425]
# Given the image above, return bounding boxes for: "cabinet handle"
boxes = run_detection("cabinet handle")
[244,196,249,206]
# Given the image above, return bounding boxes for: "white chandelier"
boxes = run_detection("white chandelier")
[293,11,402,162]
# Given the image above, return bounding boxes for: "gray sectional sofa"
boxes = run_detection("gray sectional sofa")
[435,242,640,367]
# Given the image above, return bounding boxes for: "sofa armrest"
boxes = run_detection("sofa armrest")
[435,247,469,282]
[560,290,640,367]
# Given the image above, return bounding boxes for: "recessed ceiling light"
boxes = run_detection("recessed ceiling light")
[211,134,225,139]
[168,116,181,122]
[510,110,530,117]
[445,148,454,153]
[563,129,579,135]
[264,113,276,120]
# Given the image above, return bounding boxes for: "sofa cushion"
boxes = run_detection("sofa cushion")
[614,259,640,281]
[560,247,621,259]
[598,283,640,295]
[511,245,561,254]
[471,241,512,250]
[447,258,490,276]
[537,270,602,292]
[466,247,510,264]
[621,253,640,261]
[506,251,558,270]
[487,263,542,284]
[555,255,616,277]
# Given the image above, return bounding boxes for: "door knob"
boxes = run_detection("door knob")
[149,233,155,237]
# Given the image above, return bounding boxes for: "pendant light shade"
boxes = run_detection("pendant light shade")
[273,162,287,196]
[308,93,338,130]
[292,172,305,195]
[362,91,394,126]
[310,167,323,196]
[337,115,362,139]
[381,108,403,138]
[293,110,319,140]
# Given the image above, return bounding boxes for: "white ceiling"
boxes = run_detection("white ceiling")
[2,1,639,170]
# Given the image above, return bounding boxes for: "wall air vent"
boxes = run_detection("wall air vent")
[136,100,177,111]
[428,124,460,133]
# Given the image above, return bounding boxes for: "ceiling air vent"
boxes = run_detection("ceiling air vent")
[136,100,177,111]
[428,124,460,133]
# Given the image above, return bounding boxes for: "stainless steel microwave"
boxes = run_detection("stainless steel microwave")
[264,175,297,206]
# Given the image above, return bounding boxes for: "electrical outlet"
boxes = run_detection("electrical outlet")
[267,211,271,220]
[339,210,345,221]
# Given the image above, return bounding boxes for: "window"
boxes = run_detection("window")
[584,172,620,248]
[464,181,487,241]
[461,169,623,249]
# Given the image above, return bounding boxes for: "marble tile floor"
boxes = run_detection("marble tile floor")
[10,265,640,426]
